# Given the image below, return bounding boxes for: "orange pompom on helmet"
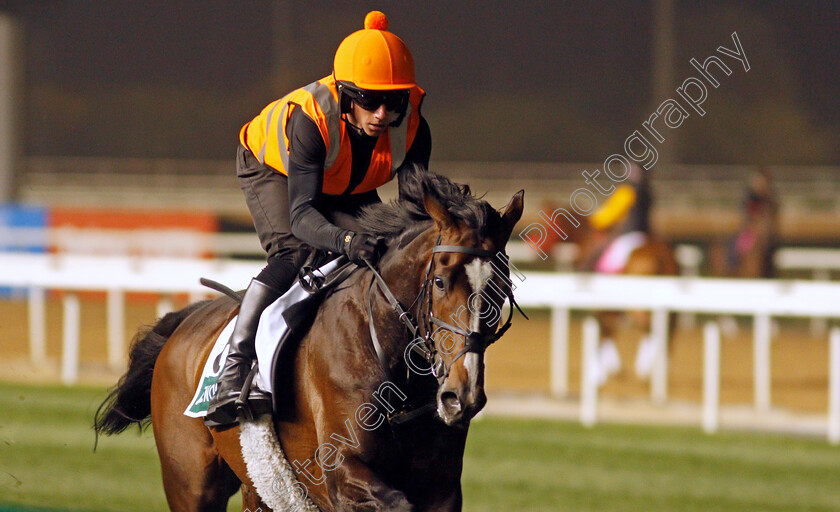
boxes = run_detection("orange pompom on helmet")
[333,11,416,90]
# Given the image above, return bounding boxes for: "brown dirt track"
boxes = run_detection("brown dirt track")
[0,296,832,415]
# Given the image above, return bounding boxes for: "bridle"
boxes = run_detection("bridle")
[364,236,526,423]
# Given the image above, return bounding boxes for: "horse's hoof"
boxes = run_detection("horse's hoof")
[586,357,608,388]
[599,339,621,376]
[634,336,655,378]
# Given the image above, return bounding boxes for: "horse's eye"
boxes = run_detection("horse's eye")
[434,276,445,290]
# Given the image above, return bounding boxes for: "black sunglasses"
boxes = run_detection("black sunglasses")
[345,87,409,112]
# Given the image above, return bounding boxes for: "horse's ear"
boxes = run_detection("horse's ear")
[499,190,525,244]
[424,190,455,233]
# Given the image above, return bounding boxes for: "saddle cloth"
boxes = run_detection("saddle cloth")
[184,258,343,418]
[594,231,647,274]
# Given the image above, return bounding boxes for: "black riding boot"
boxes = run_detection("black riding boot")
[206,279,281,427]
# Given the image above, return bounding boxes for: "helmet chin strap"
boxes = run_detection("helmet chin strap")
[343,109,366,136]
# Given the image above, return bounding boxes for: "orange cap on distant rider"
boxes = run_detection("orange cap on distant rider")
[333,11,416,90]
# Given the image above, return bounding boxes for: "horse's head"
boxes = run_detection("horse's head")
[356,168,525,427]
[420,187,524,426]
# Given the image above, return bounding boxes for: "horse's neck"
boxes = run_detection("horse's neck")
[373,229,442,403]
[379,228,436,305]
[557,215,590,246]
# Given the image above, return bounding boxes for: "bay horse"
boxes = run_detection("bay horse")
[708,169,778,337]
[581,224,679,383]
[541,199,678,384]
[709,169,778,280]
[95,168,524,511]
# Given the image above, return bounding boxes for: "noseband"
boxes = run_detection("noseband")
[365,236,526,409]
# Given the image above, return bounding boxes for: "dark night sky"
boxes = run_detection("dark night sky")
[3,0,839,163]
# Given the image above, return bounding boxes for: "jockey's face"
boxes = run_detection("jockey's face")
[348,101,397,137]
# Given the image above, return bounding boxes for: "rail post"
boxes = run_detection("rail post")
[157,294,174,319]
[650,308,670,404]
[828,327,840,445]
[550,306,570,398]
[61,293,80,385]
[703,321,721,434]
[580,316,600,427]
[753,313,772,411]
[106,288,125,371]
[28,286,46,366]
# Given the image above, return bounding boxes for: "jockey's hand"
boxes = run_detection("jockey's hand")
[344,232,381,266]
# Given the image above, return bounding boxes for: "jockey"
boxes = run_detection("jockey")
[726,168,777,276]
[206,11,431,427]
[584,164,654,385]
[589,163,651,236]
[581,163,651,272]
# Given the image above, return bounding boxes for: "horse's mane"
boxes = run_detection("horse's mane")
[354,165,501,242]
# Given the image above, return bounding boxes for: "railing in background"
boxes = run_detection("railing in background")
[1,253,262,380]
[2,253,840,442]
[514,271,840,443]
[5,220,840,279]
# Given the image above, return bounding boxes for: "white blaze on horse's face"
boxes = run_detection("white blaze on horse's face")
[463,258,493,386]
[465,259,493,329]
[436,256,492,426]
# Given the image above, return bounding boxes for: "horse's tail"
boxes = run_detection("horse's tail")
[94,300,209,440]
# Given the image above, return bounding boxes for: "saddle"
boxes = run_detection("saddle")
[186,255,358,422]
[593,231,647,274]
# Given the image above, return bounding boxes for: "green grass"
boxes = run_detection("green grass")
[0,383,172,512]
[1,382,839,512]
[463,418,840,512]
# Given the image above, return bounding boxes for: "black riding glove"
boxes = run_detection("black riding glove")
[344,232,381,266]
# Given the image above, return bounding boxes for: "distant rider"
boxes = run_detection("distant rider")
[726,168,777,277]
[582,163,651,272]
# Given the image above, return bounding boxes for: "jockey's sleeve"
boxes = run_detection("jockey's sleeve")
[286,110,348,253]
[285,110,431,253]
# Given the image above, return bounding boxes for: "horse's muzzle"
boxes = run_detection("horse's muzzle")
[436,385,486,427]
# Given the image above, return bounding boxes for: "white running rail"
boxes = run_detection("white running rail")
[3,253,840,443]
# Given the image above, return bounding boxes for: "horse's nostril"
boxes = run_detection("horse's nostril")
[441,391,461,412]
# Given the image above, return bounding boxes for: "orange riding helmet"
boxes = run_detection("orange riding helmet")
[333,11,416,91]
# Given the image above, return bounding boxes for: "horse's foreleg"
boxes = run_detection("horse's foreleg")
[328,457,413,512]
[421,490,461,512]
[241,486,270,512]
